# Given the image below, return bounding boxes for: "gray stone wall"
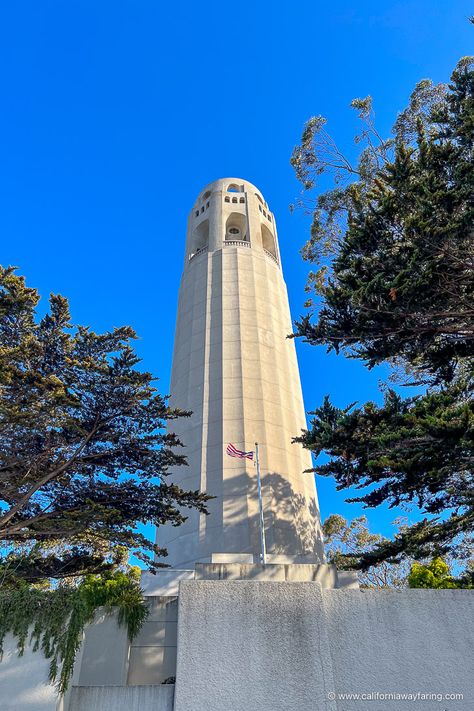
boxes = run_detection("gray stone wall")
[2,581,472,711]
[76,609,129,686]
[68,685,174,711]
[324,588,472,711]
[0,597,179,711]
[173,580,474,711]
[0,634,58,711]
[127,597,178,685]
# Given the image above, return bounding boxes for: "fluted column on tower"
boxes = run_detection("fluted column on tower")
[157,178,324,568]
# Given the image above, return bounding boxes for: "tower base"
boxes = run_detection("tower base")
[1,563,472,711]
[141,559,359,596]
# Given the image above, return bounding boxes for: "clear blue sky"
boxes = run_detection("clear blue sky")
[1,2,471,546]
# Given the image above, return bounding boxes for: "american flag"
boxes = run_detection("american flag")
[226,443,254,460]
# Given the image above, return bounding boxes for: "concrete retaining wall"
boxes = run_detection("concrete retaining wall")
[323,588,472,710]
[127,597,178,685]
[68,685,174,711]
[0,633,59,711]
[76,609,129,686]
[2,582,472,711]
[174,581,474,711]
[0,597,178,711]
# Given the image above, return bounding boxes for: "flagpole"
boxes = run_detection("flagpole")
[255,442,267,565]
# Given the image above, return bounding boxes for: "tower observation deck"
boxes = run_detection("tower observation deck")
[157,178,324,568]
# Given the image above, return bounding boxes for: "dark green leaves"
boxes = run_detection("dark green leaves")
[0,266,210,582]
[292,56,474,572]
[293,59,474,383]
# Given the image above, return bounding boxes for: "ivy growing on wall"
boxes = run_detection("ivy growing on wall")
[0,570,148,694]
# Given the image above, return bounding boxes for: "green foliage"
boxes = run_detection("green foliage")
[297,377,474,572]
[0,266,211,582]
[300,378,473,531]
[408,557,472,589]
[291,51,474,571]
[79,568,147,639]
[0,570,148,694]
[292,58,474,382]
[323,514,410,587]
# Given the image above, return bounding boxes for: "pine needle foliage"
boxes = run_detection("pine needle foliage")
[291,53,474,574]
[292,59,474,382]
[0,570,148,694]
[0,266,211,582]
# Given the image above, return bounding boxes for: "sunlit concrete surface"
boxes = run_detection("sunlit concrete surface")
[156,178,324,568]
[0,634,58,711]
[174,581,474,711]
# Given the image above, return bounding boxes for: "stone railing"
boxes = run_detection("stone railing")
[188,246,208,262]
[223,240,251,248]
[263,248,279,265]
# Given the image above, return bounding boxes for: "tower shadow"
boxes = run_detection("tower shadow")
[204,469,324,562]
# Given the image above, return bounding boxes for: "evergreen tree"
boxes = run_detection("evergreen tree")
[291,58,473,383]
[0,266,210,583]
[300,383,473,570]
[291,56,474,574]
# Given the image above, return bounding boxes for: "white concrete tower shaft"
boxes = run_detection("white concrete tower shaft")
[158,178,324,567]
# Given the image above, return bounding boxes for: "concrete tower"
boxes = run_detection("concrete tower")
[158,178,324,568]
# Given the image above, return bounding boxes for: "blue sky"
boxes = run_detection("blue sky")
[1,2,471,548]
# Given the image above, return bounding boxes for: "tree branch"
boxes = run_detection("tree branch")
[0,416,100,531]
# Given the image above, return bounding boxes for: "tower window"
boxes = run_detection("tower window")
[232,197,238,203]
[206,201,210,208]
[225,196,230,202]
[258,205,262,212]
[203,190,211,200]
[195,210,199,217]
[225,212,248,242]
[201,206,204,213]
[255,193,263,204]
[239,197,245,203]
[191,218,209,254]
[227,184,242,193]
[261,223,277,258]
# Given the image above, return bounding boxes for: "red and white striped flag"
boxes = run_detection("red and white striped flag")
[226,443,254,460]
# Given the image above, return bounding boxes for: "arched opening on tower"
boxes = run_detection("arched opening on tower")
[261,223,277,257]
[227,184,242,193]
[191,219,209,254]
[225,213,248,242]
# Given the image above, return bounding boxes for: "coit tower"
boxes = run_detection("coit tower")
[157,178,324,568]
